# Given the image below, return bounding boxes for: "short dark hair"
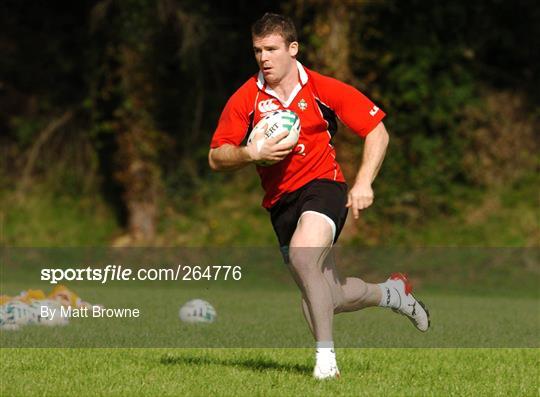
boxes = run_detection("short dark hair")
[251,13,298,45]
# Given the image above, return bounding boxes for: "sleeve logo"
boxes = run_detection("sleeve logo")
[369,105,380,116]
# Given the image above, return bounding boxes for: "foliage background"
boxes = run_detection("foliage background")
[1,0,538,247]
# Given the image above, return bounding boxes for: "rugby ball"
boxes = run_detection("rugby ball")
[0,300,69,330]
[31,299,69,327]
[179,299,216,324]
[247,109,301,166]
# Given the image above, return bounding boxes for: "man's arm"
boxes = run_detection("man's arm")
[209,130,294,171]
[346,121,389,219]
[208,144,252,171]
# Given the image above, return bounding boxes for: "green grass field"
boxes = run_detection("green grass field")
[1,271,539,396]
[1,348,537,396]
[1,173,538,395]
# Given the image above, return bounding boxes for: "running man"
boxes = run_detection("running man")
[209,13,430,379]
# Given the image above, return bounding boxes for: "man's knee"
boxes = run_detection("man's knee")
[289,246,319,275]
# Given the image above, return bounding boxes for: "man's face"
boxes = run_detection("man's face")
[253,33,298,85]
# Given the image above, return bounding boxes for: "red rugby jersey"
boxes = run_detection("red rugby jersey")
[210,62,385,208]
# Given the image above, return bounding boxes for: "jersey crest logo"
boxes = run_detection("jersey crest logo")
[258,99,279,113]
[298,98,308,111]
[369,105,380,116]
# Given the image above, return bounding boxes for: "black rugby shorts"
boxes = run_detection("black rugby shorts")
[269,179,349,252]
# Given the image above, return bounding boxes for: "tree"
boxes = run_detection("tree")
[90,0,164,242]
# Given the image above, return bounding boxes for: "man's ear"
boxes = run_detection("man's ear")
[289,41,299,57]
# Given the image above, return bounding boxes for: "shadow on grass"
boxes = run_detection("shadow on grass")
[160,354,312,375]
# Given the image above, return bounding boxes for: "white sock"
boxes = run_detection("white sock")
[316,341,335,360]
[378,282,401,309]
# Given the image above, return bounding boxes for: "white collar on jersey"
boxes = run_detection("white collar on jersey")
[256,61,308,108]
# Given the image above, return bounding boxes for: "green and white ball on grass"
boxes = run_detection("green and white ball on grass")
[0,300,67,330]
[179,299,216,324]
[247,109,301,166]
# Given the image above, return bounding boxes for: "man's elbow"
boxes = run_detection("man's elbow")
[208,149,220,171]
